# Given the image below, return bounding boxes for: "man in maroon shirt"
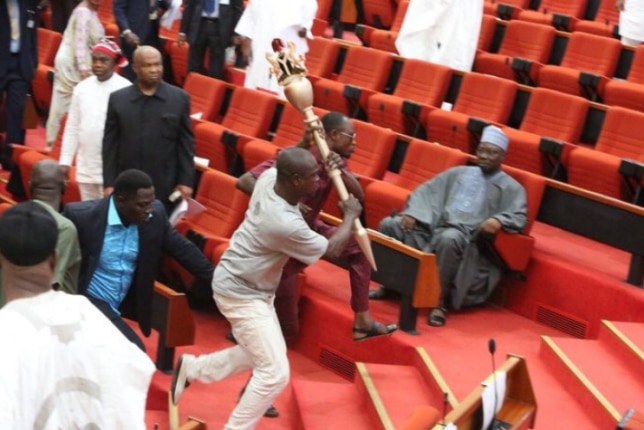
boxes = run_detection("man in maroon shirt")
[237,112,398,343]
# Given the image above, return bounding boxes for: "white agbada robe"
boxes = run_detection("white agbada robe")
[235,0,317,97]
[0,290,155,429]
[619,0,644,43]
[59,73,131,188]
[395,0,484,72]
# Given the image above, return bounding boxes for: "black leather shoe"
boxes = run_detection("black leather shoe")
[368,285,389,300]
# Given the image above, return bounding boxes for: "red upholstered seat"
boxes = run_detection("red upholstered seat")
[312,0,333,35]
[363,140,468,229]
[483,0,531,19]
[306,37,341,80]
[474,20,556,84]
[537,31,621,101]
[518,0,588,31]
[167,168,250,285]
[183,73,227,123]
[17,149,81,205]
[604,45,644,112]
[367,59,452,135]
[321,119,397,217]
[32,28,63,111]
[271,104,329,149]
[176,168,249,240]
[575,0,620,37]
[348,119,396,180]
[477,13,499,52]
[193,121,228,173]
[166,40,190,86]
[567,106,644,201]
[424,72,518,153]
[192,86,278,173]
[313,45,394,116]
[358,0,410,54]
[503,87,588,176]
[241,139,278,172]
[491,164,546,272]
[361,0,398,29]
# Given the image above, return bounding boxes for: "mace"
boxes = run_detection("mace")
[266,39,377,271]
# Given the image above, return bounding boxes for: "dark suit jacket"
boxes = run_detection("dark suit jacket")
[0,0,39,81]
[180,0,244,45]
[113,0,164,44]
[102,81,195,203]
[63,198,214,336]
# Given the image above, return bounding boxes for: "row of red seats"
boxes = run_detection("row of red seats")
[357,0,622,57]
[484,0,620,36]
[476,19,644,109]
[182,72,642,207]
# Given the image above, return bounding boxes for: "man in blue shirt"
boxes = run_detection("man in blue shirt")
[64,169,214,349]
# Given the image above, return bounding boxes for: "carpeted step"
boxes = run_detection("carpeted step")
[292,379,376,430]
[355,362,444,429]
[600,321,644,368]
[300,259,602,429]
[540,335,644,428]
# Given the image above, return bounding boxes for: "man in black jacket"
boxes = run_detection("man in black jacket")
[177,0,243,79]
[102,46,195,210]
[113,0,166,80]
[0,0,39,166]
[64,169,214,350]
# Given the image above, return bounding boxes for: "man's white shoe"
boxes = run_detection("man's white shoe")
[171,354,191,405]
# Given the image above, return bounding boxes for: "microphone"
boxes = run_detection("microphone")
[488,338,499,430]
[441,392,449,427]
[489,338,496,355]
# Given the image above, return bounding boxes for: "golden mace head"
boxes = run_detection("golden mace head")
[266,38,313,111]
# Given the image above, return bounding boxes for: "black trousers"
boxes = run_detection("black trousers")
[0,55,29,146]
[188,18,225,79]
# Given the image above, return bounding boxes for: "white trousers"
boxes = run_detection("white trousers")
[185,292,289,430]
[78,183,103,201]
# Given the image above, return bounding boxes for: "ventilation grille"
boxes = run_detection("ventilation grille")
[319,345,355,381]
[535,304,589,339]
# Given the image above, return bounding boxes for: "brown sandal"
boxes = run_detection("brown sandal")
[353,321,398,342]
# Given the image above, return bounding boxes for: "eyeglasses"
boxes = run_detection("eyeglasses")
[339,131,357,140]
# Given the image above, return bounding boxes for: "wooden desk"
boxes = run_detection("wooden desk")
[152,282,196,372]
[433,355,537,430]
[320,212,440,333]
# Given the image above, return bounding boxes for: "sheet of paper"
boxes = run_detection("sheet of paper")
[194,156,210,167]
[168,198,206,226]
[481,370,507,430]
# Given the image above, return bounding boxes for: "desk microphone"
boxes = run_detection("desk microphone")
[488,338,499,430]
[441,392,449,427]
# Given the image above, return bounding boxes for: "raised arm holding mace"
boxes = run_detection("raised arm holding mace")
[266,39,377,271]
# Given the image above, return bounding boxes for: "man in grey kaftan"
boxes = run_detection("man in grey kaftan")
[376,126,527,326]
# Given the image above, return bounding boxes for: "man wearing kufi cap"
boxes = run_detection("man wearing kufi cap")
[60,38,131,201]
[374,126,527,327]
[0,201,154,428]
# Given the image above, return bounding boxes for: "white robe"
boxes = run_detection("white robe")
[234,0,317,97]
[59,73,131,187]
[0,291,155,429]
[395,0,484,72]
[620,0,644,42]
